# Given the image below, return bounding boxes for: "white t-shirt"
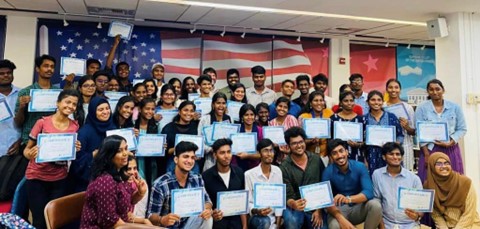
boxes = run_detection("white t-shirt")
[218,169,231,188]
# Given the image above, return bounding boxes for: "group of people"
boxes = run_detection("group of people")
[0,40,477,229]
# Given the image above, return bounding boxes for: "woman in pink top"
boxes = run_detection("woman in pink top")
[268,97,299,129]
[23,90,81,229]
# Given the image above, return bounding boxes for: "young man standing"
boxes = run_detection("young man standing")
[312,73,335,108]
[106,35,132,92]
[292,75,310,109]
[280,127,325,229]
[323,139,382,229]
[197,74,213,98]
[202,139,247,229]
[246,65,276,107]
[218,68,240,100]
[148,141,213,229]
[151,62,165,97]
[0,59,21,158]
[268,79,301,119]
[203,67,218,93]
[245,139,283,229]
[86,58,101,76]
[349,73,369,112]
[372,142,423,229]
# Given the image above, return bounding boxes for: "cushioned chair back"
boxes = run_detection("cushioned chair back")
[44,192,85,229]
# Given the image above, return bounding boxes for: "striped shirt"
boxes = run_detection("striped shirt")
[432,184,480,228]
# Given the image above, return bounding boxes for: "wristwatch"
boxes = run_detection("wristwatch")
[346,195,352,204]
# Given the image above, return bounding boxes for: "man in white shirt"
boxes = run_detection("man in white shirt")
[246,66,277,107]
[245,139,283,229]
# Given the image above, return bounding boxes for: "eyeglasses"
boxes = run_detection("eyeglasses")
[96,79,109,84]
[290,140,305,147]
[163,93,176,97]
[82,84,96,88]
[435,161,451,167]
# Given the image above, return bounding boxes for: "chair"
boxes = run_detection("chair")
[44,192,86,229]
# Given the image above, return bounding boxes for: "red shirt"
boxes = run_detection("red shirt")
[331,104,364,116]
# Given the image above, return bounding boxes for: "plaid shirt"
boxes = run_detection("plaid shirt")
[148,171,211,228]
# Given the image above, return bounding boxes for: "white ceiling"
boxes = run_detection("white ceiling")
[1,0,480,45]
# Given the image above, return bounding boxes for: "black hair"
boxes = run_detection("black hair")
[239,104,256,124]
[327,139,349,156]
[282,79,295,87]
[210,92,228,116]
[256,102,269,113]
[91,135,129,182]
[367,90,384,102]
[135,98,158,133]
[251,65,266,75]
[381,142,405,156]
[0,59,16,70]
[203,67,217,75]
[143,78,158,99]
[339,91,355,103]
[256,138,274,152]
[275,97,291,111]
[76,76,95,126]
[86,59,101,68]
[197,74,212,85]
[57,89,80,103]
[339,84,351,94]
[426,79,445,90]
[226,68,240,78]
[115,61,129,74]
[93,70,112,81]
[296,74,310,86]
[385,78,402,90]
[230,83,247,103]
[211,138,233,153]
[173,100,196,122]
[349,73,363,82]
[158,84,176,106]
[35,55,56,68]
[180,76,197,100]
[168,77,181,87]
[312,73,328,85]
[284,127,306,145]
[300,91,325,114]
[113,96,135,128]
[175,141,199,156]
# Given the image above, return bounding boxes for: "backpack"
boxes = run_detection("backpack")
[0,153,28,201]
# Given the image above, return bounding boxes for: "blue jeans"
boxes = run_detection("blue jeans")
[10,176,27,218]
[249,215,271,229]
[283,208,327,229]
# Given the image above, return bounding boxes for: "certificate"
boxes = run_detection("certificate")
[106,128,137,151]
[263,126,286,145]
[253,183,286,209]
[365,125,396,147]
[212,122,240,140]
[108,21,134,40]
[108,99,119,111]
[202,126,214,146]
[385,103,410,120]
[36,133,77,163]
[0,99,13,122]
[227,101,244,122]
[188,93,200,101]
[216,190,249,217]
[60,57,86,76]
[303,118,331,139]
[171,188,205,217]
[299,181,334,211]
[333,121,363,142]
[231,133,257,154]
[194,98,212,116]
[175,134,204,157]
[397,187,435,212]
[104,91,128,101]
[136,134,166,157]
[28,89,62,112]
[156,109,178,131]
[417,122,449,142]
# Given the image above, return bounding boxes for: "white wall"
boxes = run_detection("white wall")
[329,38,350,101]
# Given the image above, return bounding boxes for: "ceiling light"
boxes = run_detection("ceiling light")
[63,15,69,27]
[147,0,427,26]
[190,24,196,34]
[320,37,325,43]
[297,36,301,42]
[220,26,226,37]
[385,41,389,47]
[241,30,246,39]
[421,45,426,50]
[407,43,411,49]
[97,22,102,29]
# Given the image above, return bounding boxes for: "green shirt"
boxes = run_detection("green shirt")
[15,83,59,144]
[217,86,232,100]
[280,151,325,201]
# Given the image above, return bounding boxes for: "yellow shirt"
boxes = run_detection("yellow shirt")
[298,109,334,157]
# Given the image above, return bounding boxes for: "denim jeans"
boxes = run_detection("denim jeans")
[283,207,327,229]
[10,176,27,219]
[249,215,271,229]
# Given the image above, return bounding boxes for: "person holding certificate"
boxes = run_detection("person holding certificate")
[80,135,152,228]
[322,139,382,229]
[364,90,404,175]
[148,141,213,228]
[280,127,325,229]
[384,79,416,171]
[112,96,135,129]
[298,91,334,166]
[269,97,300,161]
[105,35,132,93]
[202,139,247,229]
[425,153,480,228]
[23,90,82,229]
[268,80,302,119]
[330,91,366,163]
[154,84,178,125]
[245,139,284,229]
[70,96,117,193]
[143,78,159,102]
[372,142,423,228]
[74,76,96,126]
[415,79,467,182]
[331,84,364,116]
[198,92,233,171]
[233,104,262,171]
[179,76,198,101]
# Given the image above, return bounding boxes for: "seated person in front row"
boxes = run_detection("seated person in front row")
[322,139,382,229]
[148,141,213,229]
[372,142,423,229]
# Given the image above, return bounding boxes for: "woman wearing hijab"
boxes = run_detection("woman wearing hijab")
[425,152,480,228]
[69,97,117,193]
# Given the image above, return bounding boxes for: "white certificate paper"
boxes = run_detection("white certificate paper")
[263,126,287,145]
[231,133,257,154]
[60,57,86,76]
[156,109,178,131]
[106,128,137,151]
[202,126,214,146]
[398,187,434,212]
[36,133,77,163]
[333,121,363,142]
[104,91,128,101]
[212,122,240,140]
[108,100,119,111]
[136,134,166,157]
[0,99,13,122]
[253,183,286,209]
[175,134,204,157]
[227,101,244,122]
[188,93,200,101]
[303,118,331,139]
[108,21,134,40]
[194,98,212,116]
[216,190,249,217]
[299,181,334,211]
[28,89,62,112]
[171,188,205,217]
[417,122,449,142]
[385,103,410,120]
[366,125,396,147]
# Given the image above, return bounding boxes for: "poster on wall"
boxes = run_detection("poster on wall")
[396,45,435,105]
